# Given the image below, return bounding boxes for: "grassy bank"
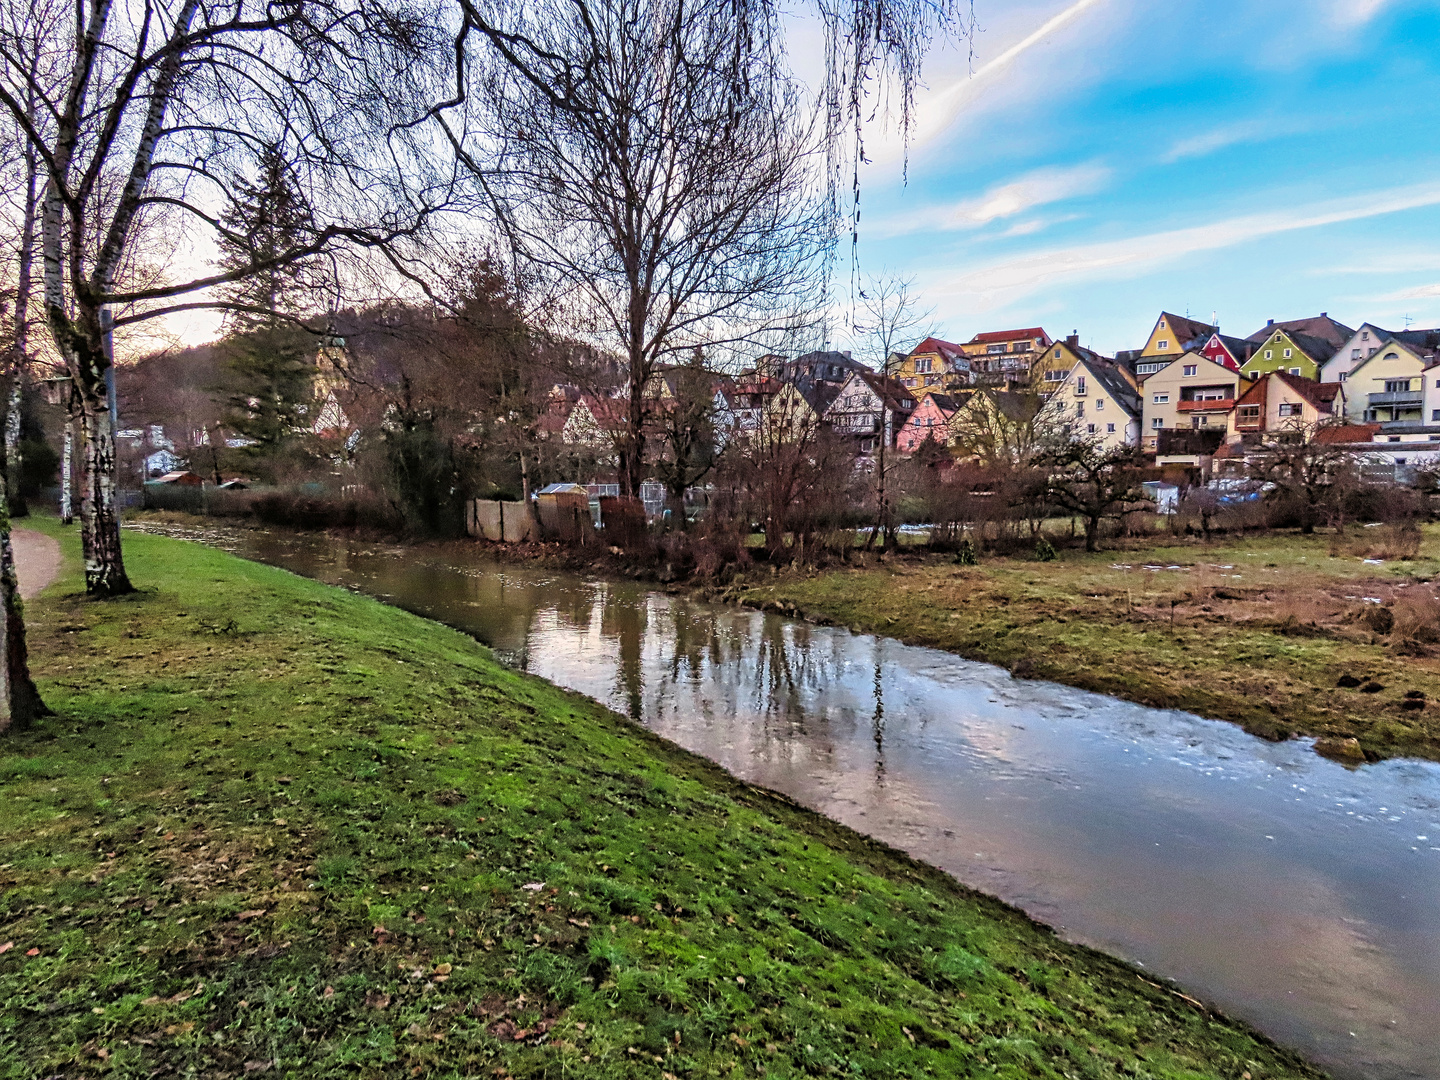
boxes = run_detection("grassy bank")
[0,523,1322,1079]
[718,527,1440,763]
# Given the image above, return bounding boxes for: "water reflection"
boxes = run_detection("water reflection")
[205,528,1440,1080]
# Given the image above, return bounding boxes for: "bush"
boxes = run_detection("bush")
[955,538,977,566]
[1034,537,1057,562]
[1393,591,1440,646]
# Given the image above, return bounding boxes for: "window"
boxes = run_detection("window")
[1339,372,1348,381]
[1384,352,1399,360]
[914,357,933,374]
[1137,362,1164,375]
[1076,376,1086,395]
[1278,403,1301,417]
[1385,379,1412,393]
[1015,341,1033,352]
[1283,348,1292,359]
[1239,405,1260,419]
[1151,418,1164,429]
[1095,398,1105,410]
[1107,423,1116,434]
[1432,409,1440,421]
[1362,330,1370,340]
[1054,348,1063,359]
[1153,393,1169,403]
[1388,436,1401,444]
[1157,339,1169,350]
[1044,369,1068,382]
[1087,423,1096,435]
[1183,364,1197,376]
[1352,348,1361,359]
[1289,367,1301,376]
[1075,401,1084,416]
[987,343,1007,355]
[1265,350,1273,360]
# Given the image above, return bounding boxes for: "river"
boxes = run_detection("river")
[164,526,1440,1080]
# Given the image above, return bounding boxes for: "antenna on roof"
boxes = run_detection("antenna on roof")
[1405,314,1414,329]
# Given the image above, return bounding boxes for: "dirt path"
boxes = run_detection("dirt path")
[12,527,63,599]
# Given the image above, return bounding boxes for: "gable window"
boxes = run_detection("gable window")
[1278,403,1301,417]
[1076,376,1086,395]
[1095,398,1105,410]
[1339,372,1348,381]
[1157,339,1169,350]
[1136,362,1164,374]
[1107,423,1116,433]
[1075,401,1084,416]
[1289,367,1301,376]
[1152,393,1169,404]
[1045,369,1068,382]
[1054,348,1063,359]
[1159,319,1167,329]
[1352,348,1361,359]
[1183,364,1197,376]
[915,357,933,374]
[1087,423,1096,435]
[1265,350,1273,360]
[1362,331,1370,340]
[1283,348,1292,358]
[1384,352,1398,360]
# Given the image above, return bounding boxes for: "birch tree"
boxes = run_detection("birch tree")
[0,0,456,595]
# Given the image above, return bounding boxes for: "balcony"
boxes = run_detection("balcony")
[1176,398,1233,412]
[1369,390,1423,407]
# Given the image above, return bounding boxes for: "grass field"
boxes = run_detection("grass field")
[719,525,1440,763]
[0,520,1326,1078]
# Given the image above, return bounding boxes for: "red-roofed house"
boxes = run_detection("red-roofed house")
[1227,372,1346,445]
[896,392,962,453]
[960,327,1052,380]
[894,337,971,394]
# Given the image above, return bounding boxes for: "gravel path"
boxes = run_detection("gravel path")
[12,527,63,599]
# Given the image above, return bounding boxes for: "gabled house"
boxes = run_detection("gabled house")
[1239,327,1337,382]
[895,337,970,393]
[1140,351,1240,450]
[1197,332,1260,373]
[720,376,780,436]
[770,350,870,388]
[823,370,916,453]
[1043,357,1141,450]
[1032,333,1119,393]
[1343,339,1436,424]
[1228,372,1346,444]
[1318,322,1394,384]
[896,392,961,453]
[562,395,627,455]
[960,327,1052,381]
[947,388,1047,467]
[1132,312,1218,376]
[764,378,840,441]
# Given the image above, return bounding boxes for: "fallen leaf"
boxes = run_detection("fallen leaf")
[735,976,746,986]
[237,909,266,921]
[25,948,39,957]
[272,818,287,826]
[243,1060,272,1073]
[521,882,544,891]
[0,942,10,954]
[141,996,162,1006]
[365,991,391,1010]
[322,985,335,999]
[163,1021,195,1036]
[434,963,452,975]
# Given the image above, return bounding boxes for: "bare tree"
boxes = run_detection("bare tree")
[443,0,832,498]
[850,274,930,550]
[1037,437,1151,553]
[0,0,457,594]
[1247,423,1360,535]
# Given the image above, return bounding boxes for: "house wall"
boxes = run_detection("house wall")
[1343,344,1425,423]
[1320,324,1389,384]
[1240,330,1321,381]
[1033,341,1079,389]
[896,396,951,453]
[1044,364,1138,450]
[1139,353,1238,450]
[1138,314,1191,358]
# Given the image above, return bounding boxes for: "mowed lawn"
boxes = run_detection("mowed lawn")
[0,522,1323,1078]
[725,526,1440,762]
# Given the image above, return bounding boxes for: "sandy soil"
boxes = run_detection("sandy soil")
[12,527,62,599]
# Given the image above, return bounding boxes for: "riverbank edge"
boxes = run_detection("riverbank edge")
[0,517,1325,1079]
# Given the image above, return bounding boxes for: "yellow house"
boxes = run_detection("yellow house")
[1239,328,1334,382]
[1033,335,1129,394]
[892,337,970,395]
[1041,358,1141,450]
[1140,351,1239,451]
[763,380,837,441]
[1341,339,1428,424]
[1228,372,1346,443]
[1133,312,1218,377]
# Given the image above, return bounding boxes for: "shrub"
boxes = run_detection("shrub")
[955,538,977,566]
[1393,591,1440,646]
[1034,538,1057,562]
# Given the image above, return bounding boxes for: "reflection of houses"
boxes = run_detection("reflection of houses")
[896,393,960,453]
[1227,372,1345,445]
[822,370,915,453]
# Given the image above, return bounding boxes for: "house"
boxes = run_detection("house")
[823,370,916,453]
[770,350,870,388]
[1196,332,1260,373]
[947,388,1047,467]
[1228,372,1346,444]
[1140,351,1240,450]
[896,392,960,453]
[1342,339,1434,424]
[1043,357,1141,450]
[764,378,839,441]
[960,327,1052,382]
[1318,323,1395,384]
[1032,333,1120,393]
[152,470,204,486]
[894,337,971,393]
[1245,313,1355,353]
[1131,312,1218,377]
[561,395,627,454]
[1239,327,1337,382]
[716,376,779,443]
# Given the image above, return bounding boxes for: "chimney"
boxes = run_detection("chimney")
[842,350,852,359]
[1321,312,1327,318]
[1267,319,1274,327]
[1066,332,1079,347]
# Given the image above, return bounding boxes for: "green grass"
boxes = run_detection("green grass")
[0,520,1323,1078]
[721,527,1440,762]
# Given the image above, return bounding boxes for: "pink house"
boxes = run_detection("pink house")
[896,392,960,453]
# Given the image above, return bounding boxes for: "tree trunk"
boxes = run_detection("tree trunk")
[5,383,24,519]
[1084,515,1100,552]
[0,440,46,734]
[77,388,131,596]
[61,418,74,525]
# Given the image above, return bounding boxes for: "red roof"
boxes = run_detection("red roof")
[967,327,1050,345]
[1313,423,1380,445]
[909,336,966,360]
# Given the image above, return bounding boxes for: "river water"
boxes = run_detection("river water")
[188,527,1440,1080]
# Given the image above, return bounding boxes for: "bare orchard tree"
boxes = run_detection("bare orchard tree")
[443,0,830,498]
[1036,435,1152,553]
[0,0,456,595]
[850,274,931,551]
[1247,422,1360,534]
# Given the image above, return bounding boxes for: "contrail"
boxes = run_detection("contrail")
[916,0,1108,142]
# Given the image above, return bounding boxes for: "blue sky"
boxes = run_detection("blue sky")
[850,0,1440,354]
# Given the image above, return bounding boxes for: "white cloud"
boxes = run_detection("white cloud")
[1328,0,1394,25]
[1161,119,1287,164]
[925,181,1440,310]
[1375,282,1440,302]
[870,163,1108,238]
